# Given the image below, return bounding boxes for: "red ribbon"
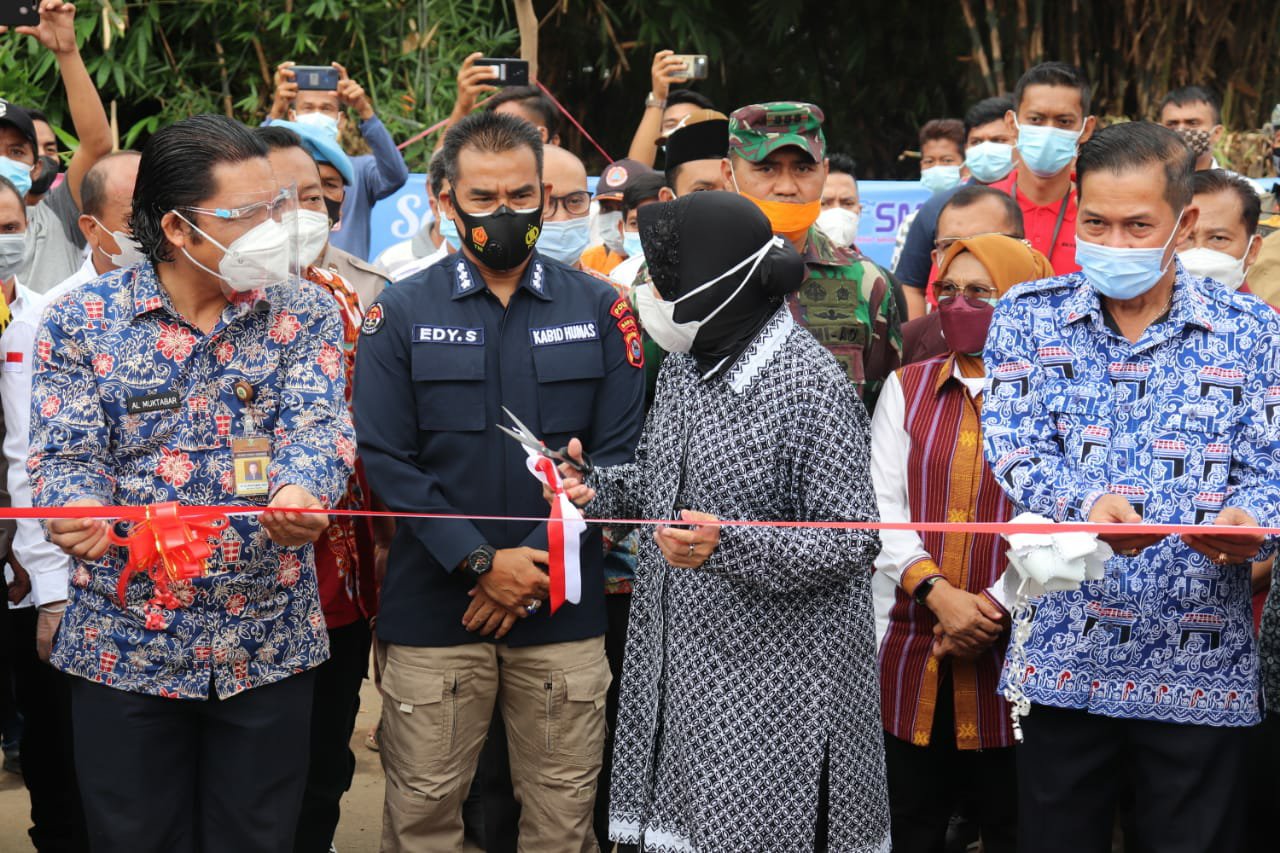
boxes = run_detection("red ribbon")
[535,457,567,613]
[106,502,227,629]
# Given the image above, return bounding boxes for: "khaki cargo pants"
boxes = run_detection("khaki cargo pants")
[377,636,611,852]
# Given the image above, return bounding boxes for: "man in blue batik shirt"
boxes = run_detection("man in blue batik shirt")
[982,121,1280,853]
[30,115,353,853]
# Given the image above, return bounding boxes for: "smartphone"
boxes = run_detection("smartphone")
[480,57,530,87]
[292,65,340,91]
[671,54,709,81]
[0,1,39,27]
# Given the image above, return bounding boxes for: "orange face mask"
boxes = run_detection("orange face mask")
[731,172,821,243]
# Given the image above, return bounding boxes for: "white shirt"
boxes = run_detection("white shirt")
[44,254,99,304]
[869,367,1011,649]
[389,242,450,283]
[1,281,72,608]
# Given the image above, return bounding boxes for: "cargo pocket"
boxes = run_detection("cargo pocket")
[544,654,611,762]
[411,343,486,432]
[380,653,457,765]
[532,340,604,439]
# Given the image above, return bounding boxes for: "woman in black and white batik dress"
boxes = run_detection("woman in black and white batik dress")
[574,192,889,853]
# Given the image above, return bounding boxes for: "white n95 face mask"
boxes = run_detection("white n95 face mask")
[294,111,340,140]
[1178,241,1254,291]
[634,236,777,355]
[816,207,860,247]
[176,212,293,292]
[283,208,332,268]
[91,216,146,269]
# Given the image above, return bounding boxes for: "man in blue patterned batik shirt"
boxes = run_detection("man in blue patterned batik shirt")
[28,114,353,853]
[982,121,1280,853]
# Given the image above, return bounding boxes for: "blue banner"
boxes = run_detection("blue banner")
[369,176,933,272]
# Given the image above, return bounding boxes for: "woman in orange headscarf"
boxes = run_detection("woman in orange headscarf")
[869,234,1052,853]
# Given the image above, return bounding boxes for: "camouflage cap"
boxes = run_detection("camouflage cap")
[728,102,826,163]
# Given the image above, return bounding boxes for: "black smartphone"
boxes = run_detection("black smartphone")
[480,57,530,87]
[292,65,340,91]
[0,1,39,27]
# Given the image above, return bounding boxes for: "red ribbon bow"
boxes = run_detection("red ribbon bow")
[108,502,228,629]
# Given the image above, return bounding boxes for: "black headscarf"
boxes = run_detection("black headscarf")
[638,191,805,376]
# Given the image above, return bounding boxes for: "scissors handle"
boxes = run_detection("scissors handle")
[553,446,594,478]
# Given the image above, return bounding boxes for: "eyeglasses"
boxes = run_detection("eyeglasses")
[180,188,295,224]
[936,280,999,303]
[546,190,591,218]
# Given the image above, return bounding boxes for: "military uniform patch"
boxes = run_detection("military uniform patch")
[361,303,384,336]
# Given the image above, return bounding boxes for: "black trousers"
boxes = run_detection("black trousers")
[293,619,371,853]
[1018,703,1248,853]
[882,672,1016,853]
[70,669,315,853]
[1243,711,1280,853]
[6,605,89,852]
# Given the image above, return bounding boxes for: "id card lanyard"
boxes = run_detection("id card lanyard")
[1010,179,1070,265]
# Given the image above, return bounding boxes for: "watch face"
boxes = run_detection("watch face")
[470,548,493,574]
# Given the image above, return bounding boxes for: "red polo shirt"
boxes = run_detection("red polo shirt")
[990,172,1081,275]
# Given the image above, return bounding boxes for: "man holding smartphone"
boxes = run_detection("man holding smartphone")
[267,59,409,262]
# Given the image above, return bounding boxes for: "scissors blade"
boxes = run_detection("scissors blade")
[495,424,545,454]
[500,406,540,443]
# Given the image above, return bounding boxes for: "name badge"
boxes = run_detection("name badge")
[529,322,599,347]
[231,436,271,497]
[413,325,484,345]
[126,390,181,415]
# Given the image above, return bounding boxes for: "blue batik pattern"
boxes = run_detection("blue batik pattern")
[982,263,1280,726]
[29,262,353,700]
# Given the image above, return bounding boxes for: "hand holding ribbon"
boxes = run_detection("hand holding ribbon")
[530,454,586,613]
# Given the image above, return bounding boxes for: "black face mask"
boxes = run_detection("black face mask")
[324,195,343,228]
[452,202,543,271]
[27,156,60,196]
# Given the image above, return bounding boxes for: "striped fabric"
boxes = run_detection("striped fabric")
[879,355,1016,750]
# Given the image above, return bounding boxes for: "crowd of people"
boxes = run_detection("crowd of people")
[4,2,1280,852]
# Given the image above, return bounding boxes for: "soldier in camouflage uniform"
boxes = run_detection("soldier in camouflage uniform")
[723,102,902,412]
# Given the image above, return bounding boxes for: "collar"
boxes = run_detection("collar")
[450,253,551,301]
[130,261,270,322]
[1061,263,1216,334]
[720,305,794,394]
[934,352,959,395]
[801,225,852,267]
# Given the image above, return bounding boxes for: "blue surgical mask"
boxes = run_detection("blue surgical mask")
[920,165,963,195]
[440,216,462,251]
[294,111,340,140]
[1015,117,1083,178]
[537,217,591,266]
[0,156,33,198]
[622,230,644,259]
[1076,213,1183,300]
[964,142,1015,184]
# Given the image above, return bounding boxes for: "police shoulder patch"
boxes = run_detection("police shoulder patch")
[609,297,644,369]
[361,303,385,336]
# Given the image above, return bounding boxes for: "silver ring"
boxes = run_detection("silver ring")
[525,600,541,615]
[687,543,696,557]
[1216,552,1230,565]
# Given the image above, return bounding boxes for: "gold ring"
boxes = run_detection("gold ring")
[1216,552,1230,565]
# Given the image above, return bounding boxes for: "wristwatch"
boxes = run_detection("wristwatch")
[914,575,943,606]
[645,92,667,110]
[464,544,497,577]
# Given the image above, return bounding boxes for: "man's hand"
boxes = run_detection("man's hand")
[654,510,721,569]
[49,498,111,561]
[7,556,31,605]
[476,547,550,610]
[6,1,78,56]
[261,485,329,547]
[36,603,64,662]
[333,62,374,121]
[452,52,499,118]
[924,580,1004,656]
[1089,493,1164,555]
[269,61,298,120]
[932,624,986,660]
[1182,507,1265,566]
[649,49,691,101]
[462,586,522,639]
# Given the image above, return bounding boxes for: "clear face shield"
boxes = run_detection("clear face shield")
[175,184,302,293]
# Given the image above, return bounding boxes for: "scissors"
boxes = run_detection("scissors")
[497,406,594,477]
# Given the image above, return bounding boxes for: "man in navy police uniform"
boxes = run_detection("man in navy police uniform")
[354,111,645,852]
